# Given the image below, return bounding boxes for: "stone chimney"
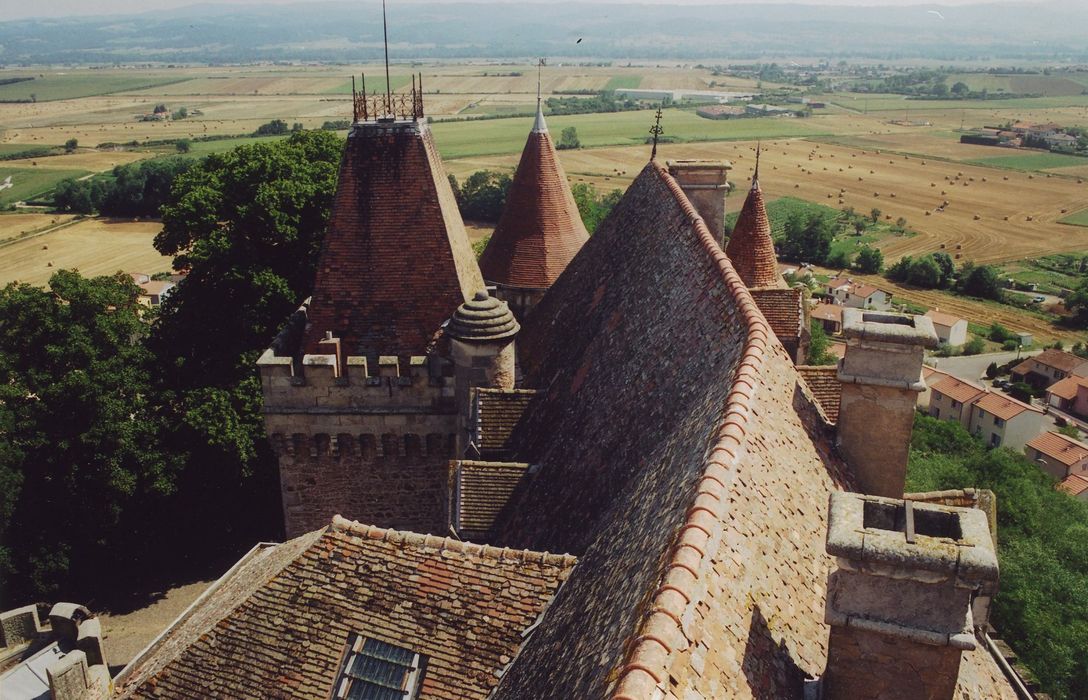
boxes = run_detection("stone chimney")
[447,290,520,455]
[837,309,939,497]
[823,491,999,700]
[666,160,731,245]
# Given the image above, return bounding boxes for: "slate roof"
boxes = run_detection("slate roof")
[725,177,784,289]
[474,388,537,456]
[797,365,842,423]
[749,286,804,345]
[115,517,575,700]
[477,111,589,290]
[301,120,483,358]
[1026,431,1088,467]
[932,375,987,405]
[973,391,1041,421]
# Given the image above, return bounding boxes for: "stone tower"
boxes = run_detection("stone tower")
[667,160,730,246]
[477,102,589,319]
[258,85,487,538]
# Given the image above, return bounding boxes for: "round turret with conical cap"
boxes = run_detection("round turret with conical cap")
[447,290,520,455]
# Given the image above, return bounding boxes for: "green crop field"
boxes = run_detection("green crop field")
[604,76,642,91]
[431,108,824,159]
[181,134,294,156]
[827,91,1088,113]
[321,75,413,95]
[0,168,89,206]
[947,73,1088,97]
[0,73,188,102]
[1059,208,1088,228]
[969,152,1088,171]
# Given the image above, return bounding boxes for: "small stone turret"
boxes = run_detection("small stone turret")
[837,309,939,497]
[448,290,520,454]
[823,491,999,700]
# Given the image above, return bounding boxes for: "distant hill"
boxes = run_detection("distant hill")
[1,1,1086,64]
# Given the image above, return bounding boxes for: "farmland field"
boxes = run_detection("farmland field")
[0,218,169,287]
[0,72,187,102]
[0,213,75,241]
[0,167,89,206]
[1060,208,1088,227]
[947,73,1088,97]
[604,76,642,91]
[969,152,1088,171]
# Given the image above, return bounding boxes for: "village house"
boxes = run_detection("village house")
[812,302,843,335]
[929,374,987,426]
[1010,347,1088,389]
[925,308,968,348]
[1059,473,1088,501]
[967,391,1047,451]
[826,276,891,310]
[109,64,1022,700]
[1045,374,1088,416]
[1025,430,1088,482]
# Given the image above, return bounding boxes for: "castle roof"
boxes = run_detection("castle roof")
[476,110,589,290]
[301,120,483,358]
[724,175,785,289]
[115,516,575,700]
[797,364,842,423]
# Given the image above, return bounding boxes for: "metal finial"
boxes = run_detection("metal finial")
[382,0,392,116]
[753,141,761,184]
[649,108,664,161]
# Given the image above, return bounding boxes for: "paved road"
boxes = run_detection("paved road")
[927,349,1043,383]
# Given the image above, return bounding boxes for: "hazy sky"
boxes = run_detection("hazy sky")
[3,0,1042,21]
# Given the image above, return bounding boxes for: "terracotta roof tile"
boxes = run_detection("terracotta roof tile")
[302,121,483,358]
[1045,375,1088,400]
[117,517,575,700]
[1026,431,1088,467]
[973,391,1040,420]
[797,365,842,423]
[725,179,784,289]
[478,119,589,290]
[1060,473,1088,496]
[925,309,963,328]
[932,375,987,404]
[750,286,803,344]
[474,388,537,456]
[1021,348,1088,374]
[811,303,843,323]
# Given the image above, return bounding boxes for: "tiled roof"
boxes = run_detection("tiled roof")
[925,309,963,328]
[851,282,884,298]
[749,286,804,344]
[116,517,575,700]
[302,121,483,358]
[827,277,851,290]
[1045,375,1088,400]
[932,375,987,404]
[811,303,843,323]
[452,460,530,537]
[1060,473,1088,496]
[973,391,1040,420]
[474,388,537,455]
[1026,431,1088,467]
[1022,348,1088,374]
[477,116,589,290]
[724,179,784,289]
[797,365,842,423]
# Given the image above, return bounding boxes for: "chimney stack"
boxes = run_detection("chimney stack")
[822,492,999,700]
[837,310,939,497]
[667,160,731,245]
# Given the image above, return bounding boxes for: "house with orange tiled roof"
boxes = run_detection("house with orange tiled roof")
[1045,373,1088,416]
[826,276,890,310]
[116,54,1024,700]
[1059,473,1088,501]
[1011,347,1088,389]
[477,98,589,319]
[925,308,968,348]
[967,391,1047,450]
[1025,430,1088,482]
[930,374,987,427]
[812,301,844,334]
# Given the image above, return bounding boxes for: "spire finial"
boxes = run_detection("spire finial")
[649,107,664,161]
[382,0,392,116]
[533,58,548,133]
[753,141,761,185]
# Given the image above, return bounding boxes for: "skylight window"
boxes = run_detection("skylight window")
[333,635,428,700]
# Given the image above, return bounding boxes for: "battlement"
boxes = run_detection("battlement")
[269,431,455,461]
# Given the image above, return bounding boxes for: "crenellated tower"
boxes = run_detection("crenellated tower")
[258,80,491,538]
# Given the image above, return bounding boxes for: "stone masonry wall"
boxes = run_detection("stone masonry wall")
[824,626,963,700]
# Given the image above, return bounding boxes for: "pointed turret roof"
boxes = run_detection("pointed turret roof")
[725,157,785,289]
[302,119,484,357]
[477,107,589,290]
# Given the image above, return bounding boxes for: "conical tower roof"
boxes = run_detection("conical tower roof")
[725,169,785,289]
[302,119,484,357]
[477,105,589,290]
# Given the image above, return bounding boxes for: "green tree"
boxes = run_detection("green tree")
[64,138,78,153]
[175,138,192,154]
[906,255,942,288]
[458,170,512,222]
[806,320,836,365]
[557,126,581,150]
[572,183,622,234]
[1064,278,1088,328]
[951,81,970,96]
[869,207,881,223]
[52,177,105,214]
[0,271,171,601]
[962,336,986,355]
[958,263,1003,301]
[100,156,193,218]
[174,106,188,120]
[855,246,884,273]
[254,119,290,136]
[778,211,834,264]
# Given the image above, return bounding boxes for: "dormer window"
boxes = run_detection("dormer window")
[333,635,427,700]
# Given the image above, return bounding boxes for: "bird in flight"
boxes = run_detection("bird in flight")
[927,10,945,20]
[576,38,583,44]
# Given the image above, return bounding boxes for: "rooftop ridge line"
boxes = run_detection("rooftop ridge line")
[610,163,773,700]
[328,514,577,568]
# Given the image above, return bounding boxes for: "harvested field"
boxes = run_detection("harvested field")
[0,213,76,241]
[2,149,151,171]
[0,72,186,102]
[0,218,170,287]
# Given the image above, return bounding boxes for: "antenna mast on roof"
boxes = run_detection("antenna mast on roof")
[649,107,664,161]
[382,0,392,116]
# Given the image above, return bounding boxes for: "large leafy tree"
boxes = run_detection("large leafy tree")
[0,272,172,600]
[148,130,341,551]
